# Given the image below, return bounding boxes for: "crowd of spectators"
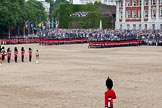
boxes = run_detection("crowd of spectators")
[69,12,88,17]
[37,29,162,45]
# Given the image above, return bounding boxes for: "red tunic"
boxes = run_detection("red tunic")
[7,52,11,58]
[2,50,6,56]
[29,51,32,56]
[14,51,18,57]
[105,89,116,107]
[21,51,25,56]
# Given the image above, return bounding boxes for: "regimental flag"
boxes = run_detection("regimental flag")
[38,22,42,28]
[29,21,33,29]
[19,27,23,31]
[41,21,44,27]
[46,18,51,29]
[41,21,46,30]
[50,19,55,29]
[36,21,38,28]
[25,21,29,29]
[45,22,49,29]
[10,27,14,32]
[34,21,38,28]
[50,21,54,28]
[56,20,59,29]
[25,21,29,30]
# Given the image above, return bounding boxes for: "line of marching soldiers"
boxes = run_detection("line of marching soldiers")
[0,46,39,66]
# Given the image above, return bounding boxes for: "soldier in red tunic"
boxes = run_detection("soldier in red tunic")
[1,46,6,61]
[14,47,18,63]
[7,48,11,63]
[105,77,117,108]
[21,47,25,62]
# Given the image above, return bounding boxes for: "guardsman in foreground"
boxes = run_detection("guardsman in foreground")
[105,77,117,108]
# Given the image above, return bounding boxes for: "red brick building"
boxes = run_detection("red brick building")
[115,0,162,30]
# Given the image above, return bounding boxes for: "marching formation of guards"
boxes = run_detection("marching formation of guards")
[0,45,39,66]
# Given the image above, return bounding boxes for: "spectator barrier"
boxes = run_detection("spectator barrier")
[0,38,40,45]
[39,38,88,45]
[88,40,142,48]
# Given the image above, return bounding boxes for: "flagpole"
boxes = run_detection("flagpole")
[23,26,25,38]
[99,20,102,29]
[52,18,53,29]
[28,27,29,37]
[18,26,20,37]
[34,21,38,34]
[8,27,10,39]
[32,27,34,35]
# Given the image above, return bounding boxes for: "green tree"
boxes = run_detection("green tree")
[94,1,102,7]
[45,0,54,4]
[25,0,47,22]
[0,0,25,36]
[50,0,69,20]
[0,0,47,37]
[55,0,69,4]
[58,4,112,29]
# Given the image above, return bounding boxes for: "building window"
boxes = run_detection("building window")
[132,10,137,18]
[127,24,130,30]
[152,9,156,18]
[127,0,130,6]
[138,10,141,18]
[160,0,162,5]
[145,0,148,5]
[120,11,123,19]
[160,24,162,29]
[145,24,147,29]
[144,10,148,17]
[120,24,122,30]
[160,9,162,18]
[139,24,141,29]
[152,0,156,5]
[139,0,142,5]
[126,11,130,18]
[120,1,123,7]
[133,24,136,30]
[132,0,136,6]
[152,24,155,29]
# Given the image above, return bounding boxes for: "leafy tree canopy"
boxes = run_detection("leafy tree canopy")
[0,0,47,34]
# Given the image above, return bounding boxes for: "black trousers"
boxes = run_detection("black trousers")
[8,57,10,63]
[14,57,17,63]
[22,56,24,62]
[2,55,4,61]
[29,56,32,62]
